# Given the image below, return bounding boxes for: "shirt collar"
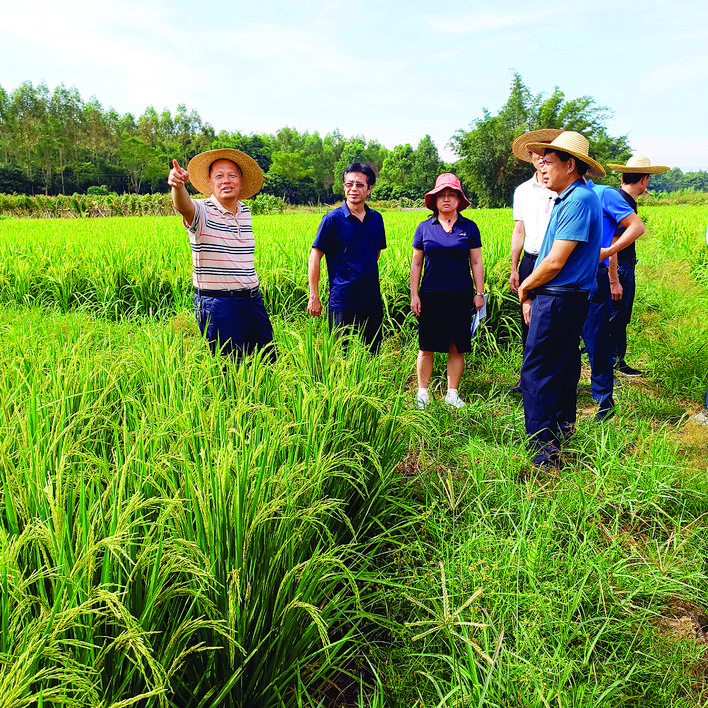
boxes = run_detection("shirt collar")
[209,195,242,215]
[343,201,370,219]
[555,179,586,204]
[619,188,637,209]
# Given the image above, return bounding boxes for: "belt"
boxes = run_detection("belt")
[523,251,539,260]
[534,286,589,299]
[195,287,259,299]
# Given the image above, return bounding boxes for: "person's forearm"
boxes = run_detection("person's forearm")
[519,256,563,292]
[609,254,619,285]
[601,217,645,260]
[410,261,423,297]
[171,184,193,220]
[510,223,524,272]
[307,253,321,298]
[472,259,484,294]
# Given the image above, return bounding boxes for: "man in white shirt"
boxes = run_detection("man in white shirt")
[508,129,562,393]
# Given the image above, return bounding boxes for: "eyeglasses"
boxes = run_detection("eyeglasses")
[343,181,368,189]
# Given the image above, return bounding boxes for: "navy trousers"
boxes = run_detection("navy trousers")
[194,292,275,361]
[522,293,590,464]
[581,265,614,410]
[609,259,636,366]
[328,305,384,354]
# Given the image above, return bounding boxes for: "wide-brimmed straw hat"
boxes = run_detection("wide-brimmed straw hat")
[606,155,670,174]
[526,131,606,179]
[187,149,264,199]
[512,129,563,162]
[424,173,471,211]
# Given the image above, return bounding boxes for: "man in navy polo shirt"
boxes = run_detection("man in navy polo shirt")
[517,132,603,467]
[307,163,387,352]
[581,179,644,419]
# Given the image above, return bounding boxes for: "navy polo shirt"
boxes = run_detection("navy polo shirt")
[615,188,638,262]
[312,202,386,310]
[535,180,602,290]
[412,215,482,292]
[588,180,634,266]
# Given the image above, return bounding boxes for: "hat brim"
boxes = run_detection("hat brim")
[187,149,264,199]
[606,163,670,174]
[512,129,564,162]
[527,142,606,179]
[424,186,471,212]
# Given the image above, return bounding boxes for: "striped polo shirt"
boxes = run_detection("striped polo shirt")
[186,196,258,290]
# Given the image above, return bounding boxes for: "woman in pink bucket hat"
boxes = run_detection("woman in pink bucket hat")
[410,173,485,409]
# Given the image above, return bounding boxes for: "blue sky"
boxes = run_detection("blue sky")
[2,0,707,171]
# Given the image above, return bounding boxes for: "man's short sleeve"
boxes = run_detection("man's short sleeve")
[372,210,387,251]
[512,183,524,222]
[312,212,334,252]
[601,188,634,225]
[553,199,592,244]
[186,199,201,233]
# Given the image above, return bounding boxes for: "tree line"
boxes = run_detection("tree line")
[1,75,705,207]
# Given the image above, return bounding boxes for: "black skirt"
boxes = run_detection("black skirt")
[418,290,474,353]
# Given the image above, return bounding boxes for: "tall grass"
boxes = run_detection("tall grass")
[0,308,419,707]
[0,209,519,340]
[3,207,708,707]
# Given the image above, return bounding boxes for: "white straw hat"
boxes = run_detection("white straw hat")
[606,155,670,174]
[512,129,563,162]
[526,131,606,179]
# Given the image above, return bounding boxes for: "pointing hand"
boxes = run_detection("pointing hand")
[168,159,189,188]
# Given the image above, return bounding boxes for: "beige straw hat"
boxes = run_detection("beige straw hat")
[526,131,606,179]
[187,149,264,199]
[512,129,563,162]
[606,155,669,174]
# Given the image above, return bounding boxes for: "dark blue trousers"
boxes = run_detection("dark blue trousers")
[328,305,384,354]
[194,292,275,361]
[609,259,636,366]
[522,293,590,464]
[581,265,614,410]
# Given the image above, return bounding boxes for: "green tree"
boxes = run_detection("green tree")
[119,136,164,193]
[451,73,632,207]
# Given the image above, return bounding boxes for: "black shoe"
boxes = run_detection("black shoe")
[508,379,522,394]
[595,400,616,422]
[616,361,642,377]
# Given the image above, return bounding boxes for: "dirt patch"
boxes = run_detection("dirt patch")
[657,598,708,645]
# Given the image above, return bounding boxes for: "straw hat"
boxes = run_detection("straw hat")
[187,149,264,199]
[424,173,471,211]
[512,129,563,162]
[526,131,606,179]
[606,155,669,174]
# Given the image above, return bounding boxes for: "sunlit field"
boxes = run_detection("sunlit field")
[1,206,708,707]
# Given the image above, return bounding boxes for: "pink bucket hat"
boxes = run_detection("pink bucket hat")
[424,173,471,211]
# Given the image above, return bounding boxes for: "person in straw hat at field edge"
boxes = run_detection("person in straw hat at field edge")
[516,131,603,467]
[507,128,563,394]
[580,159,645,422]
[604,155,670,377]
[168,150,275,362]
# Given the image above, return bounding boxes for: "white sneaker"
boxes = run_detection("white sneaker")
[415,394,429,410]
[444,391,465,409]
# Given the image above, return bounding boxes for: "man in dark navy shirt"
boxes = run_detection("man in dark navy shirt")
[605,155,669,376]
[307,163,387,352]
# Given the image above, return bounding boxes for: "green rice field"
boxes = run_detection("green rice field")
[1,205,708,707]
